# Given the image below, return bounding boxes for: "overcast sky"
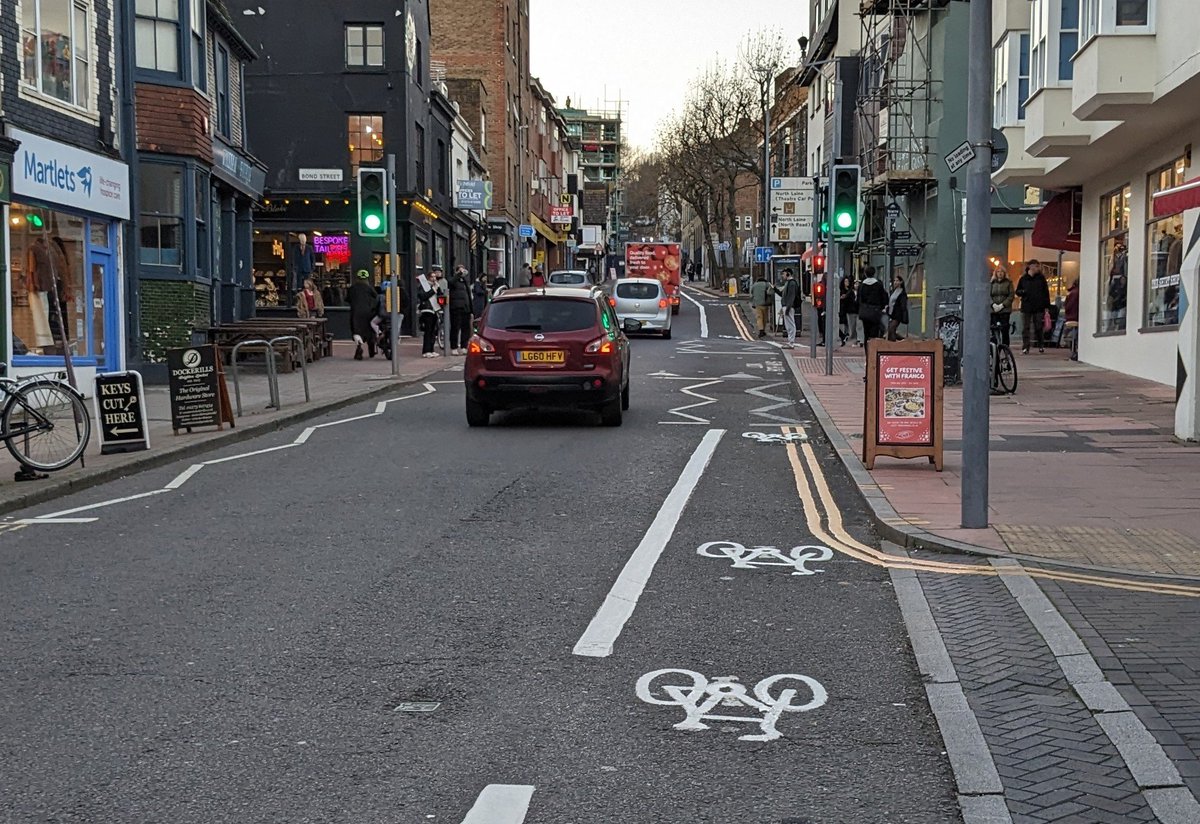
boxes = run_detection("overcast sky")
[529,1,810,151]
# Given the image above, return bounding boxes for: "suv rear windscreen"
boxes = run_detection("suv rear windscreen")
[616,282,661,300]
[485,298,598,332]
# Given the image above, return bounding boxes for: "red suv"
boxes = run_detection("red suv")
[464,287,631,427]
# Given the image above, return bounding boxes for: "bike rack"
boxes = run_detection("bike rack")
[268,336,310,411]
[227,337,311,417]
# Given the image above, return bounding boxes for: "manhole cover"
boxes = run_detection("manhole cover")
[393,701,441,713]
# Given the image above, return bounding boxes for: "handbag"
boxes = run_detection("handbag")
[1043,309,1052,333]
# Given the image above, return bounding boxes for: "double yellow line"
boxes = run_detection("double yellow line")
[729,305,757,342]
[783,427,1200,598]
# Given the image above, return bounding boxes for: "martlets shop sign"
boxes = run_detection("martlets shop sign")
[9,128,130,220]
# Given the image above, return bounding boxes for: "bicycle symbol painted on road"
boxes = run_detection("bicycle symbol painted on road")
[636,668,828,742]
[742,431,808,444]
[697,541,833,576]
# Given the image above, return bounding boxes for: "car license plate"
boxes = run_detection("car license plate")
[516,350,565,364]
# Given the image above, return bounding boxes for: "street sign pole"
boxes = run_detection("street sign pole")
[387,153,400,377]
[825,59,846,377]
[810,175,820,359]
[961,0,993,528]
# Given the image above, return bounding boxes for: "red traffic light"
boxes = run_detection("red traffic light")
[814,280,826,310]
[813,255,825,273]
[437,295,447,307]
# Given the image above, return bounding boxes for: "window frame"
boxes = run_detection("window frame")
[1097,183,1131,335]
[135,0,182,77]
[1142,156,1187,330]
[215,43,231,138]
[1083,0,1154,40]
[20,0,94,111]
[190,0,205,91]
[344,23,385,70]
[348,114,385,176]
[138,161,186,270]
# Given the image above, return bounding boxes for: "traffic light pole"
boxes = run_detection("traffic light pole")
[387,154,400,377]
[810,176,820,359]
[961,0,993,528]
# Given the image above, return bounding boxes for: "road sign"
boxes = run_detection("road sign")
[944,141,976,173]
[769,177,816,241]
[755,246,774,263]
[93,371,149,454]
[518,224,535,238]
[559,193,572,205]
[885,202,901,219]
[990,128,1009,172]
[893,245,922,257]
[717,241,731,252]
[891,230,912,241]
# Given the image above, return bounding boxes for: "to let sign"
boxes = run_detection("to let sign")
[167,345,228,433]
[92,371,149,454]
[864,340,944,471]
[550,205,573,224]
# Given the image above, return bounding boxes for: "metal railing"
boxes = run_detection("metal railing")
[230,337,310,417]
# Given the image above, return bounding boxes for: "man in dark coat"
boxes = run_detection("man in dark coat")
[447,265,473,354]
[347,269,379,360]
[1016,259,1051,353]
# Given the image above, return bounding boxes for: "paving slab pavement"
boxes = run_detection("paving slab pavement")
[0,338,448,516]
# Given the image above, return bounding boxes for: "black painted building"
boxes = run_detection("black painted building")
[232,0,441,334]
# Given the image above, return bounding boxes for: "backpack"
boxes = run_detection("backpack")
[792,283,805,310]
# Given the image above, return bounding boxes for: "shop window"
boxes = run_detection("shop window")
[20,0,92,109]
[1098,184,1130,334]
[348,114,384,175]
[252,230,354,307]
[139,163,184,267]
[216,44,231,138]
[135,0,180,74]
[8,204,93,357]
[434,235,448,271]
[1144,157,1186,329]
[345,23,384,68]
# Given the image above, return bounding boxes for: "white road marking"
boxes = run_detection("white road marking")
[203,444,297,465]
[16,517,99,525]
[746,382,803,424]
[680,289,709,338]
[742,430,808,443]
[573,429,725,657]
[460,785,535,824]
[696,541,832,575]
[660,380,722,425]
[36,489,169,518]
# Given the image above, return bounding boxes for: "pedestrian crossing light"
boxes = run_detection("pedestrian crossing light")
[830,164,861,242]
[357,168,387,237]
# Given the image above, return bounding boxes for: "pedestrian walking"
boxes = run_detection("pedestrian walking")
[295,277,325,318]
[857,266,888,342]
[417,272,440,358]
[839,275,858,346]
[749,272,773,339]
[347,270,379,360]
[776,269,799,348]
[989,267,1015,347]
[472,275,489,318]
[521,263,534,288]
[1016,259,1051,353]
[448,265,472,355]
[1063,279,1080,361]
[886,273,909,341]
[530,266,546,288]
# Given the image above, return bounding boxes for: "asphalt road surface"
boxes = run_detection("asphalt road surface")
[0,288,961,823]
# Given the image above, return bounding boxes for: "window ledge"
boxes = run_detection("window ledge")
[1138,324,1179,334]
[344,67,388,74]
[17,85,99,124]
[1092,329,1128,338]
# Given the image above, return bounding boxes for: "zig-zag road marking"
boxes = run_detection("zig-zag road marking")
[746,381,803,424]
[659,379,723,425]
[17,381,451,526]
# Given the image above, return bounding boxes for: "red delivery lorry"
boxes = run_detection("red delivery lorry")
[624,242,682,315]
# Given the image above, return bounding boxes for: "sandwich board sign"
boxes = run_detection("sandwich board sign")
[93,371,150,454]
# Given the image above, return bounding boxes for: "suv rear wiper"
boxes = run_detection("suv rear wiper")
[504,324,543,331]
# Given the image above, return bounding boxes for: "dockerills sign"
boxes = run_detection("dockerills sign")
[9,127,130,219]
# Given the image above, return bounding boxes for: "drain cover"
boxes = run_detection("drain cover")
[393,701,441,713]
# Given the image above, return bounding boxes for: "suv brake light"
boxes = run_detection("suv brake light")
[467,334,495,354]
[585,336,614,355]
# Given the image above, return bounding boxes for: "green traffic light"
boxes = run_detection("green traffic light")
[27,214,44,228]
[363,213,383,232]
[835,211,854,230]
[820,221,829,234]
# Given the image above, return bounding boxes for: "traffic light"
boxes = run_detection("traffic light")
[357,168,387,237]
[830,164,861,241]
[813,278,826,311]
[813,253,825,274]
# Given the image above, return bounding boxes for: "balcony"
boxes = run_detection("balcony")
[1022,86,1091,157]
[1071,35,1157,121]
[991,125,1050,187]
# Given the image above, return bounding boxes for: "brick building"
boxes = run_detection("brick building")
[431,0,531,284]
[528,77,571,273]
[1,0,131,384]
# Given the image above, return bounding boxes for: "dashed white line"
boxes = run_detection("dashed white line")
[573,429,725,657]
[460,784,535,824]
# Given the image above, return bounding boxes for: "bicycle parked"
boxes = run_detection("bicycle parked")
[0,373,90,478]
[989,318,1018,395]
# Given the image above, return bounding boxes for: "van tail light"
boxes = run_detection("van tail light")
[467,334,495,355]
[658,298,669,309]
[585,336,614,355]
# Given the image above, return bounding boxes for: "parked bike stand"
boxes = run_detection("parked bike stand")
[230,337,311,417]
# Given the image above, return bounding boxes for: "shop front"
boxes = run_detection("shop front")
[4,128,130,383]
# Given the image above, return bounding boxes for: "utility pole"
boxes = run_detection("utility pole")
[387,154,400,376]
[961,0,994,528]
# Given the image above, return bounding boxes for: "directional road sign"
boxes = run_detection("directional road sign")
[893,245,922,257]
[518,224,535,238]
[755,246,774,263]
[891,230,912,241]
[768,177,815,242]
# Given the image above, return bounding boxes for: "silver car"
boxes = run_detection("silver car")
[548,269,591,287]
[612,278,672,339]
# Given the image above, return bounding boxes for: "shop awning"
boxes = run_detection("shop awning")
[1031,190,1082,252]
[1153,178,1200,218]
[529,213,563,244]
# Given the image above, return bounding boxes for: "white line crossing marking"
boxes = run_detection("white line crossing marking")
[36,489,169,518]
[679,288,709,338]
[746,381,803,424]
[574,429,725,657]
[16,517,99,524]
[660,380,722,425]
[459,784,536,824]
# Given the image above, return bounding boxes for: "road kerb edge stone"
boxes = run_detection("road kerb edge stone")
[1144,787,1200,824]
[956,794,1014,824]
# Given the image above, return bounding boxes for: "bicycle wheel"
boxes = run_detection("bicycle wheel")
[996,345,1018,394]
[3,380,91,471]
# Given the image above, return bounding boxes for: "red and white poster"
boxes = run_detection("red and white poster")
[876,353,934,445]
